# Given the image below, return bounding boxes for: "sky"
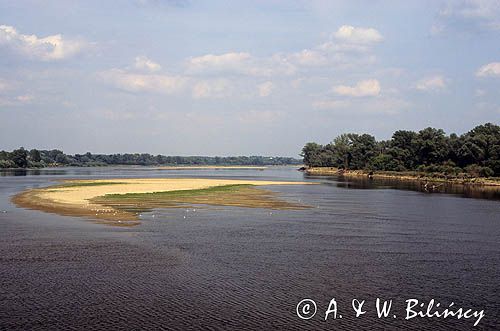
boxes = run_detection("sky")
[0,0,499,157]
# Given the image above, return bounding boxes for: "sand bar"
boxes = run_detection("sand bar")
[13,178,312,226]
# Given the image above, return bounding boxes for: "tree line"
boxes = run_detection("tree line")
[0,149,301,168]
[301,123,500,177]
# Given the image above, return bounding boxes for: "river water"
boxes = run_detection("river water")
[0,167,499,330]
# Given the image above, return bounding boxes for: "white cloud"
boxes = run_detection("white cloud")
[0,78,9,91]
[438,0,500,31]
[98,25,384,101]
[312,97,409,115]
[282,25,382,71]
[15,94,34,103]
[333,79,381,97]
[186,52,295,77]
[475,88,486,97]
[476,62,500,77]
[100,69,187,94]
[290,78,304,89]
[312,99,351,110]
[246,54,296,76]
[100,109,138,120]
[134,56,161,72]
[370,98,411,114]
[186,52,251,74]
[317,25,382,55]
[0,93,35,106]
[289,49,328,66]
[238,110,283,124]
[192,79,232,99]
[263,54,296,76]
[0,25,87,61]
[257,81,273,97]
[333,25,383,45]
[185,26,381,77]
[415,75,447,91]
[454,0,500,19]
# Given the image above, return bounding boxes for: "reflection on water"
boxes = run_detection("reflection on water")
[308,174,500,200]
[0,168,68,176]
[0,167,499,330]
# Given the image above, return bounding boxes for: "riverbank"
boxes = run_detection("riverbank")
[0,165,278,170]
[304,167,500,187]
[12,178,311,226]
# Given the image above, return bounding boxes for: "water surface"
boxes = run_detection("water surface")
[1,167,499,330]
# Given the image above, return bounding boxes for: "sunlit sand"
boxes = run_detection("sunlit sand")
[13,178,312,226]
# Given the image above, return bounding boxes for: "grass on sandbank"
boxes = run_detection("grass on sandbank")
[102,184,252,198]
[92,184,308,214]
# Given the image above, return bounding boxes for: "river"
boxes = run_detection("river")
[0,167,499,330]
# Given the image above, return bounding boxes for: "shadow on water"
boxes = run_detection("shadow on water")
[306,174,500,200]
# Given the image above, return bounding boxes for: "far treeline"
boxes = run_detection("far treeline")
[0,150,301,168]
[301,123,500,178]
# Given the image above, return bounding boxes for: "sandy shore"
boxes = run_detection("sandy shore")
[13,178,311,226]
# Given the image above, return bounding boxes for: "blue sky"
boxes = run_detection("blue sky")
[0,0,499,156]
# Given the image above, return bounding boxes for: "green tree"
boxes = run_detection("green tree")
[347,133,377,169]
[389,130,417,169]
[301,142,324,167]
[29,149,41,162]
[10,147,28,168]
[414,128,450,165]
[331,134,351,169]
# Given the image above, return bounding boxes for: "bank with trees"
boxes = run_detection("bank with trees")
[301,123,500,179]
[0,149,301,168]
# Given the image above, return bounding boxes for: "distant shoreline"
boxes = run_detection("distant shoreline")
[303,167,500,187]
[0,148,301,169]
[0,164,299,171]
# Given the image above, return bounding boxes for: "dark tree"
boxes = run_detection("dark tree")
[301,143,324,167]
[11,148,28,168]
[413,128,450,165]
[29,149,41,162]
[347,133,377,169]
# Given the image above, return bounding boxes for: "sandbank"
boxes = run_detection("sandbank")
[13,178,311,226]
